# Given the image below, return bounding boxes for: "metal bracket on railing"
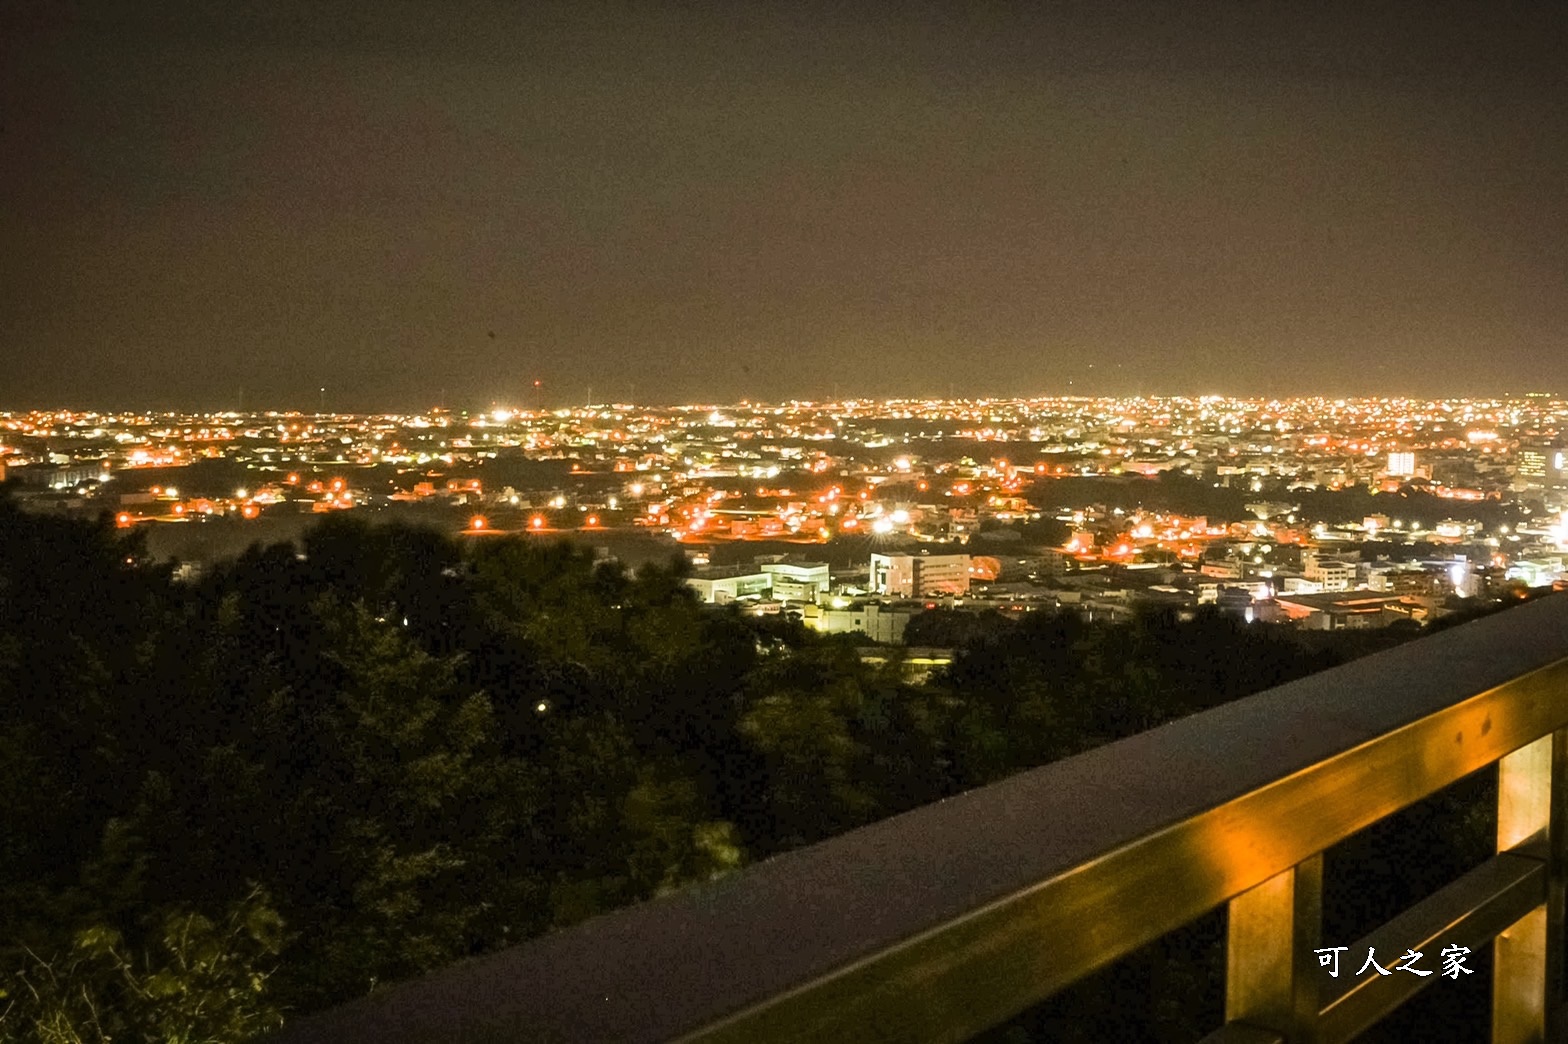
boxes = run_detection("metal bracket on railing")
[1225,855,1322,1042]
[1493,729,1568,1044]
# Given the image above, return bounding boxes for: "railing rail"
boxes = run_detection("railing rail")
[275,594,1568,1043]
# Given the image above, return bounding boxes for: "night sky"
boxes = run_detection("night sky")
[3,1,1564,409]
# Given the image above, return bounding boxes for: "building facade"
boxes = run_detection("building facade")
[869,553,971,598]
[760,560,831,602]
[686,570,773,604]
[1302,546,1360,592]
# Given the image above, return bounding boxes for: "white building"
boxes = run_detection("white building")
[869,552,971,598]
[1199,558,1245,580]
[1302,546,1360,592]
[686,570,773,604]
[1507,557,1566,589]
[759,561,831,602]
[803,602,915,642]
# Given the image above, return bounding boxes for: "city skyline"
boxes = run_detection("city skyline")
[4,1,1565,408]
[9,391,1568,607]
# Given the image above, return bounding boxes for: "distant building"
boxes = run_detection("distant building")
[856,646,955,683]
[1518,444,1568,489]
[1387,451,1417,478]
[803,601,916,643]
[1121,459,1181,477]
[9,462,109,489]
[1273,591,1428,630]
[1198,580,1271,606]
[1215,584,1257,619]
[1302,546,1359,592]
[1518,445,1551,481]
[1383,569,1447,597]
[686,568,773,604]
[1030,549,1073,575]
[869,552,971,598]
[1550,448,1568,490]
[1199,556,1245,580]
[1245,501,1297,520]
[1507,557,1566,589]
[759,560,831,602]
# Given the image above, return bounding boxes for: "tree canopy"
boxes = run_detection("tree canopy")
[0,496,1499,1040]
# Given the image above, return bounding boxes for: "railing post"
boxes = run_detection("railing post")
[1226,854,1322,1042]
[1493,729,1568,1044]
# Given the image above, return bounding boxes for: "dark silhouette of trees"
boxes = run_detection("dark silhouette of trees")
[0,493,1505,1040]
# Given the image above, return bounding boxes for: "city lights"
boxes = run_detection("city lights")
[4,394,1563,605]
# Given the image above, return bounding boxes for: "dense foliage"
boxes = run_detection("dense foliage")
[0,497,1497,1040]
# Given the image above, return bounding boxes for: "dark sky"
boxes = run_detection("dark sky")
[3,1,1565,409]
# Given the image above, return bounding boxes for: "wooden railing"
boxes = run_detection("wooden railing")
[275,594,1568,1043]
